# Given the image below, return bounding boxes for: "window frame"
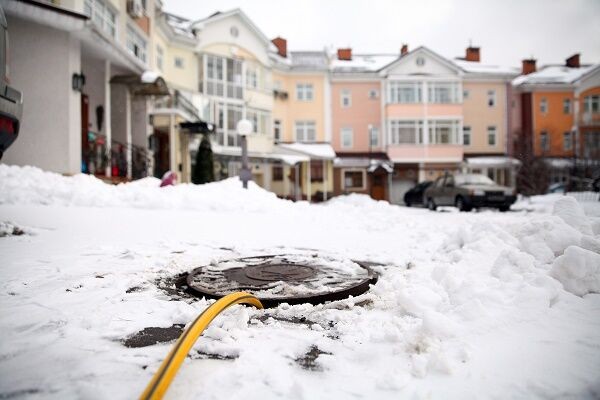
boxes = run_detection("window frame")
[174,56,184,69]
[487,126,497,146]
[563,98,572,114]
[563,131,573,151]
[294,120,317,142]
[296,83,314,101]
[540,131,549,152]
[540,97,548,114]
[126,23,147,63]
[487,90,496,107]
[369,125,379,147]
[341,89,352,108]
[342,169,366,191]
[341,127,353,149]
[463,126,471,146]
[273,119,282,141]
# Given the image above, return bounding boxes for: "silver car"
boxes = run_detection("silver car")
[0,5,23,160]
[424,173,517,212]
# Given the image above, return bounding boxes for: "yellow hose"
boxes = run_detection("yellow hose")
[139,292,263,400]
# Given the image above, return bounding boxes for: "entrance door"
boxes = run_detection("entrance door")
[370,172,386,200]
[152,131,170,178]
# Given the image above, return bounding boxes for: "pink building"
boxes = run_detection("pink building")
[330,49,396,200]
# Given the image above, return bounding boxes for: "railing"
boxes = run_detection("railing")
[81,131,151,181]
[154,90,200,121]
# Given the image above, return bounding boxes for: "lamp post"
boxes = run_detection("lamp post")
[237,119,254,189]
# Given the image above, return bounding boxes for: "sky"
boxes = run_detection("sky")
[162,0,600,68]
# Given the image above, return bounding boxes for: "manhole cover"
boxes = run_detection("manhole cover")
[185,254,378,307]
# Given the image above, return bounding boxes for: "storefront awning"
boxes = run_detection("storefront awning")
[464,156,521,168]
[110,71,170,96]
[212,146,309,165]
[275,143,336,160]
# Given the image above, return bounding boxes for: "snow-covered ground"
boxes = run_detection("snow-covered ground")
[1,164,599,400]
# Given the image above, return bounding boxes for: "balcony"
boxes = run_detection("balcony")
[387,144,463,163]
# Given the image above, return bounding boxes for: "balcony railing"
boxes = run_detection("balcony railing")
[81,131,150,181]
[154,90,200,120]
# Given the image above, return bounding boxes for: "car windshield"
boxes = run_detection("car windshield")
[454,174,496,186]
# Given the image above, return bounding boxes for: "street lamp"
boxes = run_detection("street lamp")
[237,119,254,189]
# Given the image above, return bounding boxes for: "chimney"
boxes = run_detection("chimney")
[566,53,580,68]
[401,44,408,56]
[465,46,480,62]
[272,37,287,58]
[522,58,537,75]
[337,48,352,61]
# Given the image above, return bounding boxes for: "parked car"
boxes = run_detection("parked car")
[424,173,516,212]
[403,181,433,207]
[0,5,23,161]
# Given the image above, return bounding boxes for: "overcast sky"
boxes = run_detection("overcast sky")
[163,0,600,68]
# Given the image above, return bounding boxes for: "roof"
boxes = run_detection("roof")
[163,12,196,40]
[380,46,463,75]
[276,143,336,160]
[191,8,271,45]
[512,64,599,86]
[453,59,519,77]
[289,51,329,70]
[331,54,398,73]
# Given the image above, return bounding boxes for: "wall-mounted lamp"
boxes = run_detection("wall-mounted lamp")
[72,73,86,92]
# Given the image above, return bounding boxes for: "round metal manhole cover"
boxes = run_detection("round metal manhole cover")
[185,254,378,307]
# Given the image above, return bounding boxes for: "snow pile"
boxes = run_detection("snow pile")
[551,246,600,296]
[0,165,285,212]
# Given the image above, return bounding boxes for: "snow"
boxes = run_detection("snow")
[464,156,521,167]
[512,64,598,86]
[454,59,520,76]
[275,143,336,160]
[1,164,600,399]
[331,54,398,72]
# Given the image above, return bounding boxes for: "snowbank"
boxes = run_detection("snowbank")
[551,246,600,296]
[0,165,285,213]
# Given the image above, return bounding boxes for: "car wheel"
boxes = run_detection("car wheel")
[405,200,411,207]
[427,198,437,211]
[499,205,509,212]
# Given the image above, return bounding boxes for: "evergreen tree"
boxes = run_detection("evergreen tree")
[192,134,214,184]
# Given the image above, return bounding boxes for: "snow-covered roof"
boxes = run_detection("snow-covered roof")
[289,51,329,70]
[276,143,336,160]
[191,8,271,45]
[331,54,398,73]
[212,145,309,165]
[334,157,393,172]
[163,12,196,39]
[512,64,599,86]
[454,59,519,76]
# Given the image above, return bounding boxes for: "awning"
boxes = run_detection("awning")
[110,71,170,96]
[275,143,336,160]
[212,145,309,165]
[179,121,215,134]
[334,157,393,173]
[464,156,521,168]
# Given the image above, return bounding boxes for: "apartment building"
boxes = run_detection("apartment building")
[512,54,600,186]
[330,48,396,200]
[271,41,335,201]
[454,46,520,187]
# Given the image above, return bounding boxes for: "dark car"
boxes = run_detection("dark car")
[0,6,23,160]
[403,181,433,207]
[424,173,517,212]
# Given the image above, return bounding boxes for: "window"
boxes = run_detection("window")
[487,90,496,107]
[343,170,365,190]
[84,0,116,38]
[463,126,471,146]
[487,126,497,146]
[225,104,243,146]
[204,55,243,99]
[584,95,600,113]
[428,82,460,104]
[369,125,379,147]
[563,98,572,114]
[126,25,147,62]
[368,89,379,99]
[540,98,548,114]
[295,121,316,142]
[463,89,470,100]
[296,83,314,101]
[246,66,258,89]
[156,45,163,71]
[174,57,184,69]
[540,131,549,152]
[563,132,572,151]
[584,132,600,158]
[310,161,323,182]
[341,127,353,148]
[272,165,283,181]
[341,89,351,108]
[389,120,423,144]
[428,120,461,144]
[273,119,282,141]
[246,108,271,135]
[388,82,421,103]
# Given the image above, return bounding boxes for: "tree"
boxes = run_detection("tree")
[513,130,549,196]
[192,134,214,184]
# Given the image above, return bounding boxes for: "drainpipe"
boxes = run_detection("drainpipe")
[104,60,112,177]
